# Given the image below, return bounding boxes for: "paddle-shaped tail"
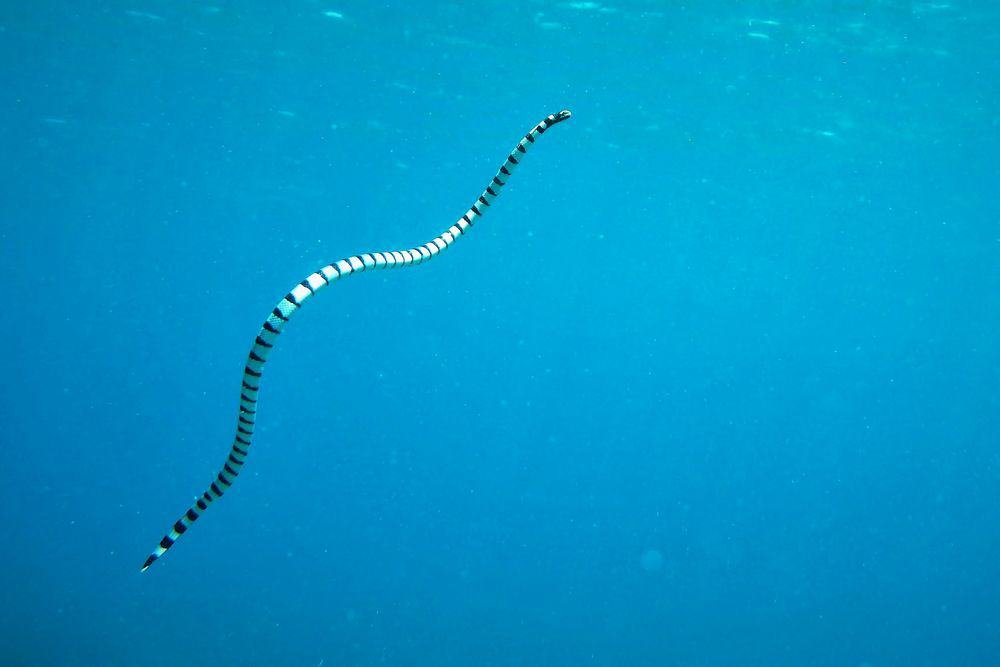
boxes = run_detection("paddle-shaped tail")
[141,110,572,571]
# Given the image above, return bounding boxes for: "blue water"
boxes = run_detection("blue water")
[2,1,998,665]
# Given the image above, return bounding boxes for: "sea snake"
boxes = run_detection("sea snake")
[141,110,572,571]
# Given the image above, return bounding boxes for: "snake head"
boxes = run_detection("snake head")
[552,110,572,123]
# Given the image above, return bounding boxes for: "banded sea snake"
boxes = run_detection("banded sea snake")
[142,110,572,571]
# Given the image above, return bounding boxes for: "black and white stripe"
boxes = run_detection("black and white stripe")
[141,110,572,571]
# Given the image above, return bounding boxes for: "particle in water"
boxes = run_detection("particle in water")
[640,548,664,572]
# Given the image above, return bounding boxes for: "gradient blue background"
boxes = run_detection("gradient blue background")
[2,1,998,665]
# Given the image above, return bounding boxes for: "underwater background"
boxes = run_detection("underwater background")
[2,1,998,665]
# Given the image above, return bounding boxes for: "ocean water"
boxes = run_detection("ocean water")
[2,1,998,665]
